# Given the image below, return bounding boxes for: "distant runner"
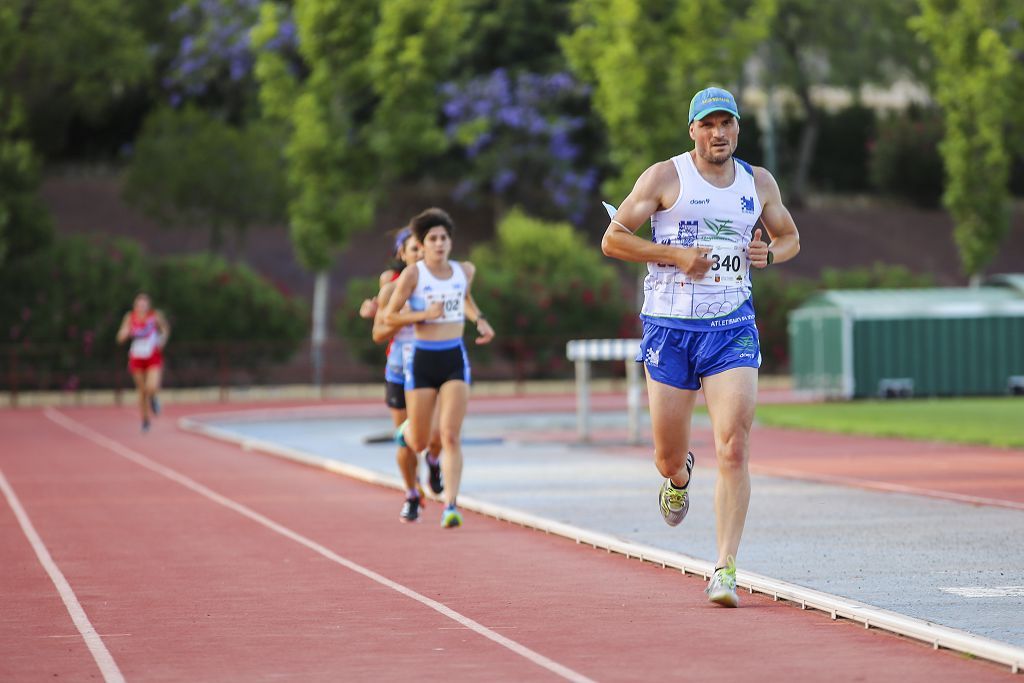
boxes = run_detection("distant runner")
[116,293,171,433]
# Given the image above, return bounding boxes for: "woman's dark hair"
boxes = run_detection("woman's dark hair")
[410,208,454,244]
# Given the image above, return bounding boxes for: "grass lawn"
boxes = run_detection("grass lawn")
[753,397,1024,449]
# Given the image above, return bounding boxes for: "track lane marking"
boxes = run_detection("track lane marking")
[44,408,596,683]
[0,468,126,683]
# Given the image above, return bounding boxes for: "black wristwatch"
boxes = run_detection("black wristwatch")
[766,250,774,266]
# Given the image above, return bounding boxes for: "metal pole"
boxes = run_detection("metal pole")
[625,358,641,444]
[575,358,590,442]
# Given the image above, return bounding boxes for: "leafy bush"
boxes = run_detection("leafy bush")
[0,236,307,388]
[868,110,944,207]
[335,274,389,370]
[468,208,631,377]
[0,235,151,388]
[0,236,151,349]
[151,254,307,371]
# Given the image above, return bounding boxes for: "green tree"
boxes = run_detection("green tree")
[253,0,470,381]
[0,5,53,266]
[912,0,1022,277]
[562,0,776,203]
[765,0,923,204]
[10,0,152,157]
[460,0,574,75]
[254,0,471,270]
[123,106,287,253]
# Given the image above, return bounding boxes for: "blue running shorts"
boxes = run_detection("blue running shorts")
[636,322,761,390]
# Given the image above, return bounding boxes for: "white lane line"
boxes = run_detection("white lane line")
[0,468,126,683]
[43,408,596,683]
[941,587,1024,598]
[752,465,1024,511]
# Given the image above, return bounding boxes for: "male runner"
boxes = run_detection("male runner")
[601,87,800,606]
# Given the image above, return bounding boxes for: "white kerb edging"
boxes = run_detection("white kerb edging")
[179,414,1024,675]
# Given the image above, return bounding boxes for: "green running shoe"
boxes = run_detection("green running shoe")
[706,556,739,608]
[658,451,694,526]
[440,507,462,528]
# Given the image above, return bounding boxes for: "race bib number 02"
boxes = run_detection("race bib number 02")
[425,293,463,322]
[693,244,749,286]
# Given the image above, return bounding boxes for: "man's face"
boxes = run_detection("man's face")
[689,112,739,165]
[423,226,451,259]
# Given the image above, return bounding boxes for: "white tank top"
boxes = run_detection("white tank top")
[642,152,761,331]
[409,261,466,324]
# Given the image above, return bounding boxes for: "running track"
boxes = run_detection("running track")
[0,403,1016,681]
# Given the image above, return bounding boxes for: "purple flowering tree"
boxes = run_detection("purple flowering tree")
[442,69,599,223]
[164,0,297,114]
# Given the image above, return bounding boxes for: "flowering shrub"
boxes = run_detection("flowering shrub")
[442,69,598,222]
[467,209,632,377]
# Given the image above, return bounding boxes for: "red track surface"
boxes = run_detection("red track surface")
[1,403,1017,681]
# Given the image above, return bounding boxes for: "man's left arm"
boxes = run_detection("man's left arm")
[749,168,800,268]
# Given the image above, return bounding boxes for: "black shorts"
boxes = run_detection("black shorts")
[407,339,471,390]
[385,380,406,410]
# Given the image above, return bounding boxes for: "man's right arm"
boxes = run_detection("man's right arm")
[600,161,712,280]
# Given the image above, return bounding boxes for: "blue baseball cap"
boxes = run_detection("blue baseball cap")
[688,87,740,124]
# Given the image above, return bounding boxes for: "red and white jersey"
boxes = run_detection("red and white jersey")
[128,312,161,359]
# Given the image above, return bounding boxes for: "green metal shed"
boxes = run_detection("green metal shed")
[789,283,1024,398]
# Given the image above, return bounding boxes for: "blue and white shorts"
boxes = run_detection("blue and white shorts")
[636,322,760,391]
[404,338,472,390]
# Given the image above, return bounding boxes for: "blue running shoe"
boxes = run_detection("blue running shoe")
[394,419,409,448]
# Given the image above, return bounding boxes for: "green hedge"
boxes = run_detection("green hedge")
[0,236,306,388]
[0,236,151,349]
[152,254,306,346]
[468,208,632,377]
[336,274,388,370]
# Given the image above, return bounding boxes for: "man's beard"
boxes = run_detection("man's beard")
[699,144,732,165]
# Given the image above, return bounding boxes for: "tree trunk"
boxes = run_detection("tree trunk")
[777,30,818,208]
[311,270,329,387]
[791,92,820,208]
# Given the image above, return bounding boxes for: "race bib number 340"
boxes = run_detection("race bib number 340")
[693,244,749,286]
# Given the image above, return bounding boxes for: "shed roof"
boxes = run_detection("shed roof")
[794,286,1024,319]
